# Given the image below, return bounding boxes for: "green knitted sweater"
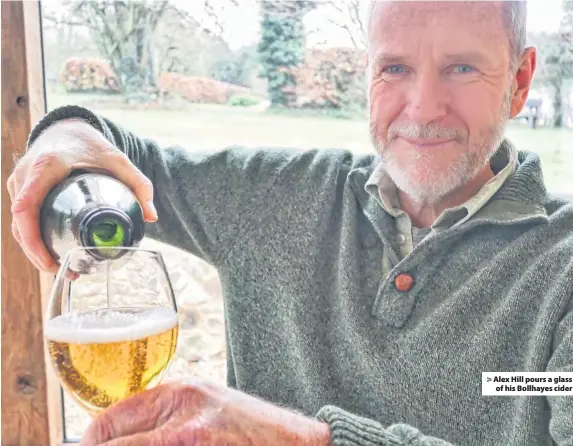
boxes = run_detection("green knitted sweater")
[29,106,573,445]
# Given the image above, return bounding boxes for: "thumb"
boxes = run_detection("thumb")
[80,386,173,446]
[92,425,176,446]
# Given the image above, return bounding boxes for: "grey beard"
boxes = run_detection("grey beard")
[370,88,513,205]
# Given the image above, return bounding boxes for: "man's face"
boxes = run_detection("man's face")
[368,1,516,203]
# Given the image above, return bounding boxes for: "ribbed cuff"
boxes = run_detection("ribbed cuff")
[26,105,111,150]
[316,405,401,446]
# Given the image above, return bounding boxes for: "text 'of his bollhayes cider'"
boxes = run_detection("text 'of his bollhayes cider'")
[40,169,145,274]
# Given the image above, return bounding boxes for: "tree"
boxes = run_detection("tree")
[153,6,234,80]
[257,0,316,107]
[558,0,573,126]
[46,0,168,97]
[41,2,99,88]
[530,1,573,127]
[44,0,243,100]
[210,45,259,87]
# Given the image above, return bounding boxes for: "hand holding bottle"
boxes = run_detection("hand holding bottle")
[7,118,158,273]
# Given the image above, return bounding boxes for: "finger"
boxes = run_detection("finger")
[11,153,70,215]
[98,408,216,446]
[12,168,27,197]
[8,151,27,202]
[13,219,45,270]
[20,234,59,275]
[13,205,56,271]
[80,385,174,446]
[11,160,67,270]
[100,153,158,222]
[8,164,30,207]
[20,238,47,271]
[46,262,61,275]
[7,174,15,202]
[14,216,58,273]
[96,427,175,446]
[11,172,54,272]
[12,220,21,243]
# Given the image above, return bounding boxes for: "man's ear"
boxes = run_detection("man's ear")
[509,46,537,119]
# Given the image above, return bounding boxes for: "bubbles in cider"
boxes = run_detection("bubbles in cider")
[45,307,178,414]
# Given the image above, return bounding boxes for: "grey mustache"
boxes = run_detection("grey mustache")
[389,123,466,141]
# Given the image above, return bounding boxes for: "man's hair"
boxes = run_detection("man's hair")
[367,1,527,71]
[502,1,527,71]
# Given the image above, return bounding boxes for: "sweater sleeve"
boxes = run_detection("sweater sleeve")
[26,105,289,266]
[546,298,573,444]
[316,406,454,446]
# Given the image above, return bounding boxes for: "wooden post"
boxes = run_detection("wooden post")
[1,1,64,444]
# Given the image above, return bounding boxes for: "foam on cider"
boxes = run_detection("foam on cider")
[44,307,178,344]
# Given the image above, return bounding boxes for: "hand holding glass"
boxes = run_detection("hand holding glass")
[43,247,179,416]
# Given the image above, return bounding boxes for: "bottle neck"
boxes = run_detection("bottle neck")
[79,207,134,260]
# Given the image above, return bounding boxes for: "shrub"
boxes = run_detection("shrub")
[228,94,263,107]
[158,73,228,104]
[60,58,120,93]
[158,73,261,104]
[291,48,367,111]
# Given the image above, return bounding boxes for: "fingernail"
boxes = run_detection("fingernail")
[147,200,158,221]
[65,270,79,281]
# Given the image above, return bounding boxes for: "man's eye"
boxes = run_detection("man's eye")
[451,64,475,74]
[383,65,407,75]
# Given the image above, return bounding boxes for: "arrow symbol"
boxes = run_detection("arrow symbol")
[487,377,492,382]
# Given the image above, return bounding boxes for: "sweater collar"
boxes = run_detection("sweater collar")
[363,139,519,231]
[349,139,548,228]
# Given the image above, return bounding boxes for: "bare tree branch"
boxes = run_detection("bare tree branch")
[42,14,84,27]
[203,0,224,36]
[322,0,366,49]
[325,17,359,48]
[350,0,365,39]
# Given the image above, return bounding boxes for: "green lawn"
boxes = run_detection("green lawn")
[46,92,573,196]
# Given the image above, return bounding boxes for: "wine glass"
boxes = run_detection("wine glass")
[43,246,179,416]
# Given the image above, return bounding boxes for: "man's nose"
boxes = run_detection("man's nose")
[404,71,449,125]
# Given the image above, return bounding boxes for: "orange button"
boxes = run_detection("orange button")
[394,273,414,292]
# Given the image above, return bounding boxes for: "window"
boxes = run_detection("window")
[28,0,573,442]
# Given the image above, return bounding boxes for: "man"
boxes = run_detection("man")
[7,1,573,445]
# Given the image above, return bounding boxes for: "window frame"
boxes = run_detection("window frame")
[1,1,72,444]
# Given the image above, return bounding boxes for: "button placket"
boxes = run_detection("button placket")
[372,237,448,328]
[372,268,420,328]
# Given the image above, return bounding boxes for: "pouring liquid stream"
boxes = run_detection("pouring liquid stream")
[106,260,111,309]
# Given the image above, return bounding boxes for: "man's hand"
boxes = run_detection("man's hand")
[7,118,157,274]
[80,380,332,446]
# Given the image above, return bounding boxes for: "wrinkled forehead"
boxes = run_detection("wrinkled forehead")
[368,1,508,52]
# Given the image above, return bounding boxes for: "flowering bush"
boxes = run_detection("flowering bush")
[60,58,120,93]
[291,48,367,110]
[158,73,259,104]
[59,57,262,105]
